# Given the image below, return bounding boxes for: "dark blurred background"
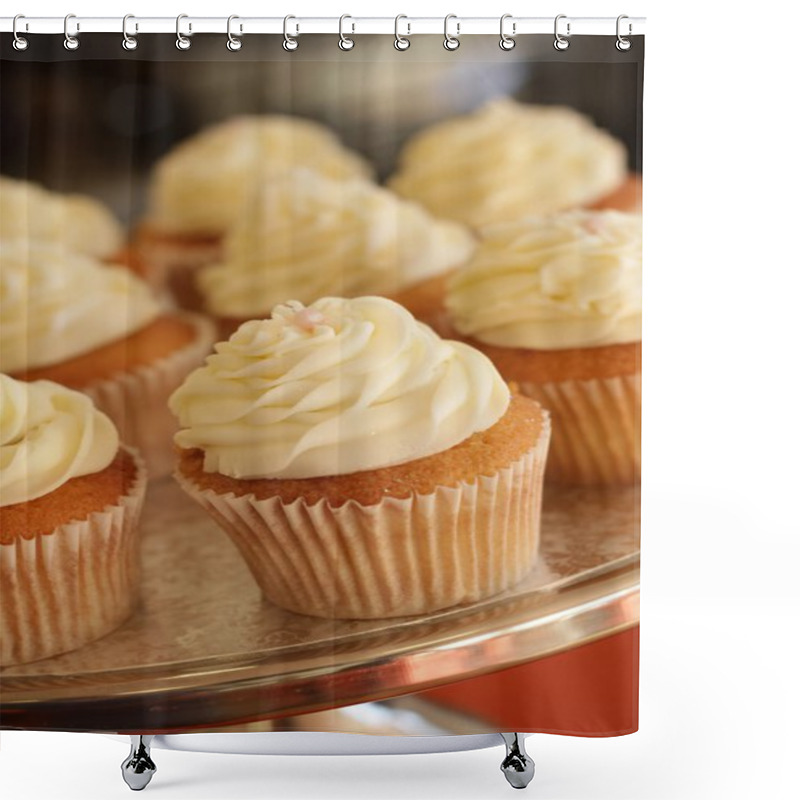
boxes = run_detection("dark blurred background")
[0,34,643,223]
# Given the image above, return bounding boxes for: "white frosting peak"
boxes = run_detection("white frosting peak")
[447,210,642,350]
[389,99,628,227]
[0,375,119,507]
[197,168,475,317]
[0,240,160,373]
[149,116,373,234]
[169,296,509,479]
[0,176,124,259]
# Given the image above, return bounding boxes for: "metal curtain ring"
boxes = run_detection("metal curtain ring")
[499,14,515,50]
[227,15,242,51]
[283,15,299,51]
[12,14,29,51]
[616,15,632,51]
[554,14,570,51]
[339,14,354,50]
[122,14,138,51]
[176,14,192,50]
[394,15,410,51]
[63,14,79,51]
[443,14,460,51]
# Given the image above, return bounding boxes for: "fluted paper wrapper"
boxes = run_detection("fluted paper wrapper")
[517,373,640,485]
[174,420,549,620]
[0,448,147,667]
[83,312,216,479]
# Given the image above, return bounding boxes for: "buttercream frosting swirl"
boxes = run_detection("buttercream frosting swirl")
[197,169,476,318]
[389,99,628,227]
[148,116,373,234]
[0,176,124,259]
[169,296,510,480]
[447,210,642,350]
[0,374,119,507]
[0,240,160,373]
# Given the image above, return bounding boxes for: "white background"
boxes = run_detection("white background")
[2,1,799,798]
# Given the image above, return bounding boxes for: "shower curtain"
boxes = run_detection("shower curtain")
[0,23,642,742]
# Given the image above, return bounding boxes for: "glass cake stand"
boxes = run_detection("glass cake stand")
[1,480,639,790]
[1,480,639,730]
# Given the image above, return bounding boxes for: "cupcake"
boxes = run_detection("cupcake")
[0,240,215,477]
[397,210,642,486]
[388,98,641,228]
[0,175,124,261]
[169,296,550,619]
[134,115,373,294]
[0,374,146,666]
[194,168,475,335]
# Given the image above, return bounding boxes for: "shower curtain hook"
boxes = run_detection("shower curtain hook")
[283,15,299,51]
[63,14,80,51]
[339,15,355,50]
[394,15,411,51]
[554,15,570,50]
[443,14,460,51]
[176,14,192,50]
[227,15,242,51]
[122,15,138,51]
[616,15,632,51]
[12,15,29,51]
[499,14,515,51]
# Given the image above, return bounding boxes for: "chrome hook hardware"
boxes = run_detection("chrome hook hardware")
[499,14,515,51]
[554,15,570,51]
[122,14,138,51]
[227,15,242,51]
[394,15,411,51]
[339,14,355,51]
[176,14,192,50]
[283,15,299,51]
[443,14,460,51]
[63,14,79,51]
[12,15,28,51]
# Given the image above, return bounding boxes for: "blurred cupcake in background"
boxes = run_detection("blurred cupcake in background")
[134,115,373,294]
[397,210,642,486]
[0,374,146,666]
[388,99,641,229]
[194,168,475,336]
[0,175,124,261]
[0,241,215,477]
[169,296,550,619]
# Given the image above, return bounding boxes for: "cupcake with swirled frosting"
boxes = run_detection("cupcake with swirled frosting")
[388,99,641,228]
[194,168,475,334]
[0,374,147,665]
[0,175,124,261]
[134,115,373,294]
[169,296,550,619]
[396,210,642,485]
[0,240,215,477]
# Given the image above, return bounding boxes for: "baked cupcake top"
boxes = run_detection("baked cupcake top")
[169,296,510,480]
[0,176,124,260]
[0,374,119,507]
[0,241,160,373]
[148,115,373,235]
[388,99,628,227]
[197,169,476,318]
[446,210,642,350]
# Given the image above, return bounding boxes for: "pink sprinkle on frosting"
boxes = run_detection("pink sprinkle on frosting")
[292,307,326,331]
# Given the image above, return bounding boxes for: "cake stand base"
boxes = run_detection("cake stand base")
[119,732,534,791]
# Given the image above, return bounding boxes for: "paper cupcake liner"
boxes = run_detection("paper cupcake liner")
[517,373,640,485]
[174,416,550,620]
[83,312,216,480]
[0,447,147,667]
[135,230,223,305]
